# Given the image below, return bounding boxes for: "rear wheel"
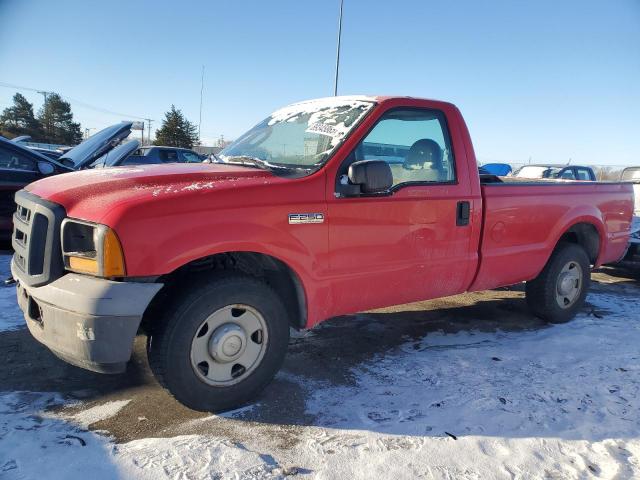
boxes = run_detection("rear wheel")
[525,243,590,323]
[147,274,290,412]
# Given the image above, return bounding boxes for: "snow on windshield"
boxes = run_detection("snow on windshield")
[268,96,376,136]
[221,96,376,167]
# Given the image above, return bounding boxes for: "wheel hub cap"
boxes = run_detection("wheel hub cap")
[558,272,576,296]
[555,261,582,308]
[208,323,246,362]
[190,304,268,386]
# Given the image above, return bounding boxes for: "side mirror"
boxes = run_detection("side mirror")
[347,160,393,194]
[37,161,55,176]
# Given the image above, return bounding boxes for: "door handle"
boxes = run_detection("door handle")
[456,201,470,226]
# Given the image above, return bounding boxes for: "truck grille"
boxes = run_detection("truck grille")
[12,190,66,287]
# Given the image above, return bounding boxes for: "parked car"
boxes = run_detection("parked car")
[10,96,633,412]
[620,166,640,258]
[513,164,596,181]
[90,145,204,168]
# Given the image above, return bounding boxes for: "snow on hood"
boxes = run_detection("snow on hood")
[26,163,277,224]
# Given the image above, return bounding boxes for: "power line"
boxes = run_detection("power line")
[0,81,153,122]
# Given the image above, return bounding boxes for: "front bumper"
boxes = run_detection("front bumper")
[12,260,162,373]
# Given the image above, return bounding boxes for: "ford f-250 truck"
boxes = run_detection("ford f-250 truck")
[10,96,634,411]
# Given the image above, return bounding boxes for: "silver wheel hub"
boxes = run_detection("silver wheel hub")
[555,261,582,309]
[209,323,246,362]
[190,305,268,386]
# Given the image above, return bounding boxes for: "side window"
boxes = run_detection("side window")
[180,151,202,163]
[158,150,178,162]
[0,148,37,171]
[575,168,591,180]
[353,108,455,187]
[559,169,576,180]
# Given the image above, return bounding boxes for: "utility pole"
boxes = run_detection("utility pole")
[38,90,50,139]
[333,0,344,96]
[198,65,205,145]
[144,118,153,145]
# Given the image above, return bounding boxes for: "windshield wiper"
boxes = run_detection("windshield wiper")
[219,155,315,174]
[221,155,270,170]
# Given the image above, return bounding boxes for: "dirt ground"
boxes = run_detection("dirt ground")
[1,258,638,449]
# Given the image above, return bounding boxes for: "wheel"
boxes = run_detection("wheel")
[525,243,590,323]
[147,273,290,412]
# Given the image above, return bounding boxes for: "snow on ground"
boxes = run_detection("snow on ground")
[0,392,289,479]
[65,399,132,429]
[1,253,640,479]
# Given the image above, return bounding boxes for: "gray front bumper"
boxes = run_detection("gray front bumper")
[12,260,162,373]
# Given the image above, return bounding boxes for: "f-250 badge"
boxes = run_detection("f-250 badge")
[288,213,325,224]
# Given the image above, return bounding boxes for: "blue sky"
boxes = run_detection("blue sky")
[1,0,638,166]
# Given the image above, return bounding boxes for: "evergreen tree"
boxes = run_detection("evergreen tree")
[154,105,199,148]
[37,93,82,145]
[0,93,44,140]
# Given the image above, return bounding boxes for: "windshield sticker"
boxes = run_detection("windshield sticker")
[305,123,340,137]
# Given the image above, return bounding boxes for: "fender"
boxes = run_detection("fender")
[546,208,606,267]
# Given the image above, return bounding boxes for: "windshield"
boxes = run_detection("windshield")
[621,168,640,182]
[219,97,375,171]
[514,165,562,179]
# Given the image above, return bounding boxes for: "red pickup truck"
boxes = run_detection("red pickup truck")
[11,96,633,411]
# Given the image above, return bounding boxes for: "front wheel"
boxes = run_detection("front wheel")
[147,274,290,412]
[525,243,591,323]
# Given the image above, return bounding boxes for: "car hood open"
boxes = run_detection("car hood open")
[58,122,133,169]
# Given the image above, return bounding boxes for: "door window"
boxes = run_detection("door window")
[559,169,576,180]
[159,150,178,162]
[0,148,37,172]
[180,151,202,163]
[575,168,592,180]
[352,109,455,187]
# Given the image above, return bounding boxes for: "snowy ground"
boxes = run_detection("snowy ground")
[1,252,639,479]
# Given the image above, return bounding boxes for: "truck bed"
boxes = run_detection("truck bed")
[470,180,633,291]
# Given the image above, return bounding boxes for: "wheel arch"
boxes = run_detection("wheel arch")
[142,251,308,332]
[553,220,603,265]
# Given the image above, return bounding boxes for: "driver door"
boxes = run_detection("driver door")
[327,107,475,315]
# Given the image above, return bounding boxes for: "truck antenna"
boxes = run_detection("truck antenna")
[333,0,344,96]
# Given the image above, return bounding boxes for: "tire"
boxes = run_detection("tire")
[147,273,290,412]
[525,243,591,324]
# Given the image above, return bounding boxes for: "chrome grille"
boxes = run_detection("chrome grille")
[12,190,66,287]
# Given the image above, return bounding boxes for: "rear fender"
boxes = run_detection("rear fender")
[546,206,606,267]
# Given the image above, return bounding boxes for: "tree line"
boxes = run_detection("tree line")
[1,92,201,148]
[0,92,82,145]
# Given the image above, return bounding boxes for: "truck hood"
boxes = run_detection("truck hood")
[26,163,277,223]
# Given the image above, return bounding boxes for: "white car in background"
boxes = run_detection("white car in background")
[621,166,640,259]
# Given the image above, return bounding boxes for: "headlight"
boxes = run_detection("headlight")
[61,219,126,277]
